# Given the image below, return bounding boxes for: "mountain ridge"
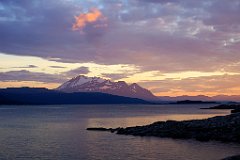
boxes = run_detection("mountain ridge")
[0,87,150,105]
[158,95,240,102]
[57,75,157,101]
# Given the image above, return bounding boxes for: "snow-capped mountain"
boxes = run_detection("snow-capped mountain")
[57,75,157,101]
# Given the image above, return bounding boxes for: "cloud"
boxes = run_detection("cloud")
[0,0,238,68]
[101,73,130,81]
[138,0,180,4]
[49,66,66,68]
[0,70,66,83]
[64,66,90,77]
[139,74,240,96]
[0,0,240,88]
[72,8,107,32]
[0,66,89,84]
[12,65,38,69]
[28,65,37,68]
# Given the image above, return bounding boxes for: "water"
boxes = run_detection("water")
[0,104,239,160]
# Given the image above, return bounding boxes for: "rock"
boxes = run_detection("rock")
[222,155,240,160]
[86,127,121,133]
[87,113,240,143]
[202,104,240,110]
[202,104,240,115]
[231,109,240,114]
[86,127,112,131]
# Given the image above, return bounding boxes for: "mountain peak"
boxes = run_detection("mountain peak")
[57,75,157,101]
[130,83,140,88]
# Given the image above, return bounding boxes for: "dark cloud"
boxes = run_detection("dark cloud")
[203,0,240,26]
[101,73,130,81]
[12,65,38,69]
[49,66,66,69]
[138,0,180,4]
[0,66,89,84]
[65,67,90,77]
[0,0,239,74]
[0,70,66,83]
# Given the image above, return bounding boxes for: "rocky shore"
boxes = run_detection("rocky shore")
[201,104,240,114]
[222,155,240,160]
[87,112,240,143]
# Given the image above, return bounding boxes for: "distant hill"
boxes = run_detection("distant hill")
[158,95,240,102]
[158,95,212,101]
[174,100,217,104]
[57,75,157,101]
[0,87,150,105]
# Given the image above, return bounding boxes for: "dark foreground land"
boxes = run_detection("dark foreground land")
[201,104,240,114]
[222,155,240,160]
[88,111,240,159]
[87,112,240,142]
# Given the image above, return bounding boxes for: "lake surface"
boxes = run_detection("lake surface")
[0,104,239,160]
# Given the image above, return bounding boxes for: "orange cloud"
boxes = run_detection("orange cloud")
[0,81,60,89]
[72,8,106,31]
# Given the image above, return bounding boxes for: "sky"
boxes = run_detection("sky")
[0,0,240,96]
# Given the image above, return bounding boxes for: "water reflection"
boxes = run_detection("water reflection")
[87,113,229,128]
[0,104,238,160]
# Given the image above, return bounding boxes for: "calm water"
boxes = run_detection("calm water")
[0,104,239,160]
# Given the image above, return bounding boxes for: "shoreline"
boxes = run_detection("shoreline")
[201,104,240,114]
[87,104,240,159]
[87,112,240,143]
[222,155,240,160]
[87,112,240,159]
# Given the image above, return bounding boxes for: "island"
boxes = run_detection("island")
[201,104,240,114]
[174,100,217,104]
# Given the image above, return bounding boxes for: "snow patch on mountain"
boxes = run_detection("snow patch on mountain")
[57,75,157,101]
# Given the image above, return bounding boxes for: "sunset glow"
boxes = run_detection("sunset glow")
[72,8,106,31]
[0,0,240,97]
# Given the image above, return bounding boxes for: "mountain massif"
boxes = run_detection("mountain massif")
[0,75,239,105]
[57,75,157,101]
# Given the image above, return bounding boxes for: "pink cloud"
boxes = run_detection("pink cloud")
[72,8,107,31]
